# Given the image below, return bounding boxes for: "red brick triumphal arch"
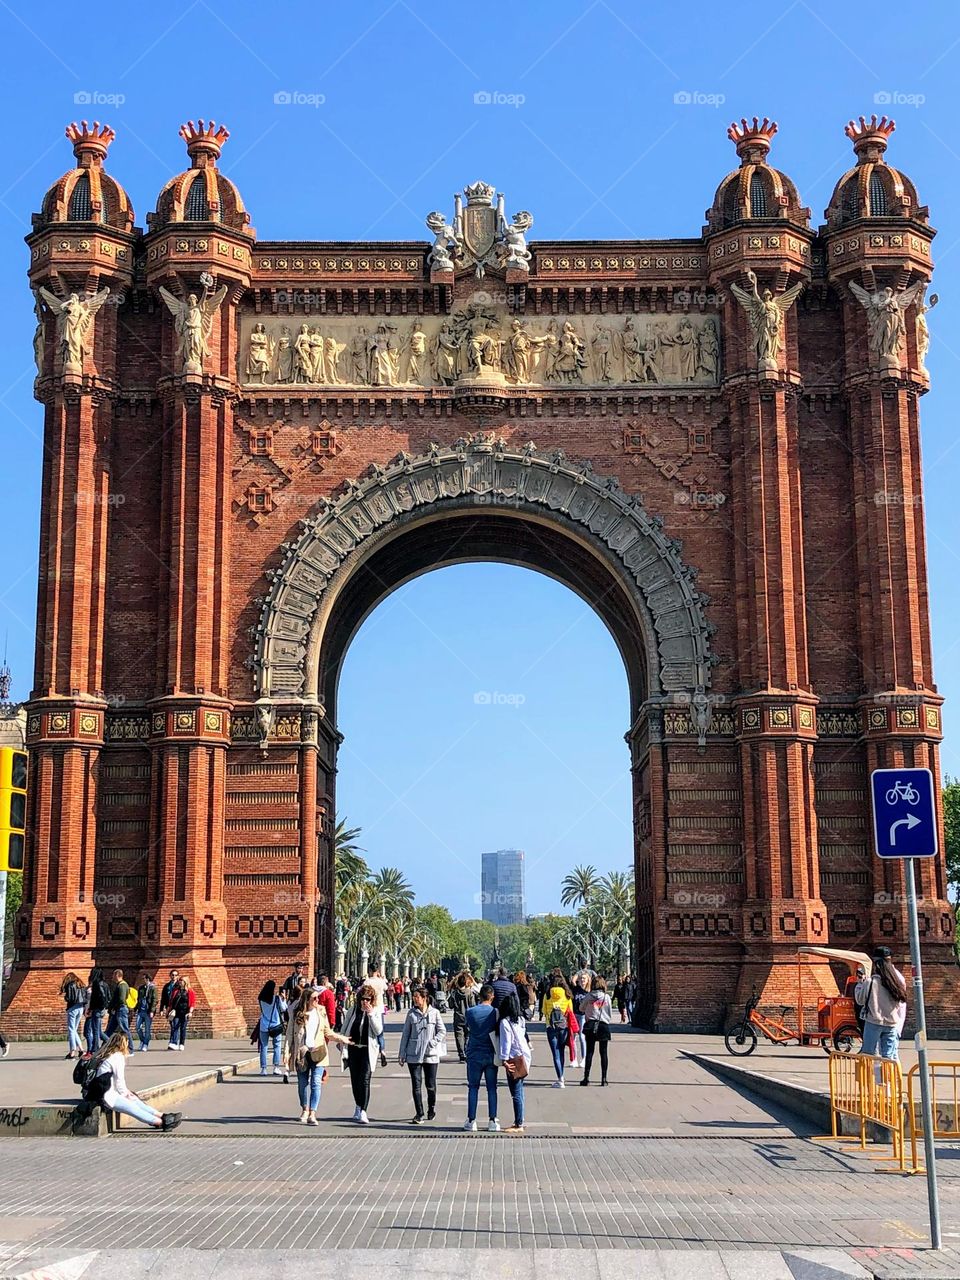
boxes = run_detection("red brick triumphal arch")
[4,113,955,1037]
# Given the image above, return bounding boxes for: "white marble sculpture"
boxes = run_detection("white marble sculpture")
[730,269,803,371]
[37,285,111,375]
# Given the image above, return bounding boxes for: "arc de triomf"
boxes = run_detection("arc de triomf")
[3,113,953,1037]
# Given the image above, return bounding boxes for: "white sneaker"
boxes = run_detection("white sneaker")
[167,1044,176,1051]
[487,1118,500,1132]
[551,1080,562,1088]
[299,1109,309,1124]
[358,1110,369,1125]
[179,1045,186,1051]
[463,1119,477,1131]
[260,1068,268,1076]
[273,1065,282,1076]
[559,1078,566,1088]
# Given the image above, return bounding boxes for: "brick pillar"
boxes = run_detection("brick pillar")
[827,225,955,1027]
[140,378,244,1035]
[708,233,835,1019]
[3,209,133,1034]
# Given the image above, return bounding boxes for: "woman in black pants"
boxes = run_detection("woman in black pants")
[580,975,613,1086]
[342,984,383,1125]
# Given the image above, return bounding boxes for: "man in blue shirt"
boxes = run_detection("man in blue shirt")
[463,983,499,1132]
[491,967,518,1014]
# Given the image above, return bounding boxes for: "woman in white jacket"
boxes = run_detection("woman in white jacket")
[285,988,350,1125]
[855,946,908,1061]
[341,983,384,1125]
[398,984,447,1123]
[498,992,532,1133]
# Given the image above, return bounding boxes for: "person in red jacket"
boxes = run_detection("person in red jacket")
[313,974,337,1028]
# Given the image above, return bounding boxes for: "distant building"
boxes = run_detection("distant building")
[481,849,525,927]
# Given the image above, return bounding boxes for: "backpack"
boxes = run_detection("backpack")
[72,1052,109,1103]
[125,985,138,1010]
[549,1003,567,1031]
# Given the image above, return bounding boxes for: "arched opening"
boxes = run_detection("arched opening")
[335,561,633,952]
[254,439,715,1012]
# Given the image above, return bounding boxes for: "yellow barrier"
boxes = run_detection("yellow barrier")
[907,1060,960,1174]
[824,1051,905,1171]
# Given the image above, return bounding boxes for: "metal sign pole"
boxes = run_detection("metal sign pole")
[905,856,941,1249]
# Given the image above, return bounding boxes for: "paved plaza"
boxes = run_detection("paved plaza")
[0,1027,959,1277]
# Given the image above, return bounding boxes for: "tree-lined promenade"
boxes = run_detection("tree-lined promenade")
[333,824,637,978]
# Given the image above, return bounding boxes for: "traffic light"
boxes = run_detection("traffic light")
[0,747,27,872]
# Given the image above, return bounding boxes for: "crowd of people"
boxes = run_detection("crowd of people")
[46,946,915,1133]
[57,965,196,1057]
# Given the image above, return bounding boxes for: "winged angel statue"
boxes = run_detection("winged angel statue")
[729,270,803,371]
[37,285,111,374]
[158,273,228,374]
[848,280,925,369]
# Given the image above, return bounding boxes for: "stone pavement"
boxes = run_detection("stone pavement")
[1,1027,959,1276]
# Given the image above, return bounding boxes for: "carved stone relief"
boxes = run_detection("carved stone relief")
[239,304,721,390]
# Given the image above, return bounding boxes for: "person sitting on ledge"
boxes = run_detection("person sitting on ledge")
[92,1032,182,1130]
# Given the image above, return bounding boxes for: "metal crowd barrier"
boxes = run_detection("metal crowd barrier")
[907,1060,960,1174]
[824,1051,905,1171]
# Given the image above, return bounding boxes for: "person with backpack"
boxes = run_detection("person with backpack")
[169,974,196,1050]
[855,946,908,1061]
[398,983,447,1124]
[136,972,158,1051]
[463,983,499,1132]
[86,1031,182,1130]
[542,972,574,1087]
[61,971,86,1059]
[448,971,477,1063]
[84,966,110,1052]
[105,969,134,1051]
[580,975,613,1086]
[257,979,286,1075]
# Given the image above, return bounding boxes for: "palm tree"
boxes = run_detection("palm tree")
[333,820,369,961]
[560,863,600,910]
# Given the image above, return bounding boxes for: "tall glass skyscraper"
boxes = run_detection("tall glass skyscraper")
[481,848,526,927]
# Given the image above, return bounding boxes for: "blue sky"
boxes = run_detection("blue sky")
[1,1,957,915]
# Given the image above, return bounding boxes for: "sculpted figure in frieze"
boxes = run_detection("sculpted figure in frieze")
[433,321,460,385]
[38,284,112,375]
[697,318,720,382]
[294,323,312,383]
[729,269,803,372]
[245,321,273,381]
[404,322,428,383]
[237,309,721,389]
[848,280,925,369]
[275,324,295,382]
[592,324,615,382]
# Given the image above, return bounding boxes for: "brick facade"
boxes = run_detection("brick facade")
[2,114,954,1038]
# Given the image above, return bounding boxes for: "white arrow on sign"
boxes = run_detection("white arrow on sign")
[889,812,921,846]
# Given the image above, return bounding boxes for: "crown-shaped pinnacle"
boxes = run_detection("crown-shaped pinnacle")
[179,119,230,166]
[727,116,778,164]
[845,114,895,163]
[65,120,115,165]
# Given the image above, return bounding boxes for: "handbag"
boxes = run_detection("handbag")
[504,1053,528,1080]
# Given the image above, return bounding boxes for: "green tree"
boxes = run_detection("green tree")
[415,904,467,965]
[455,918,498,973]
[560,863,600,910]
[943,776,960,956]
